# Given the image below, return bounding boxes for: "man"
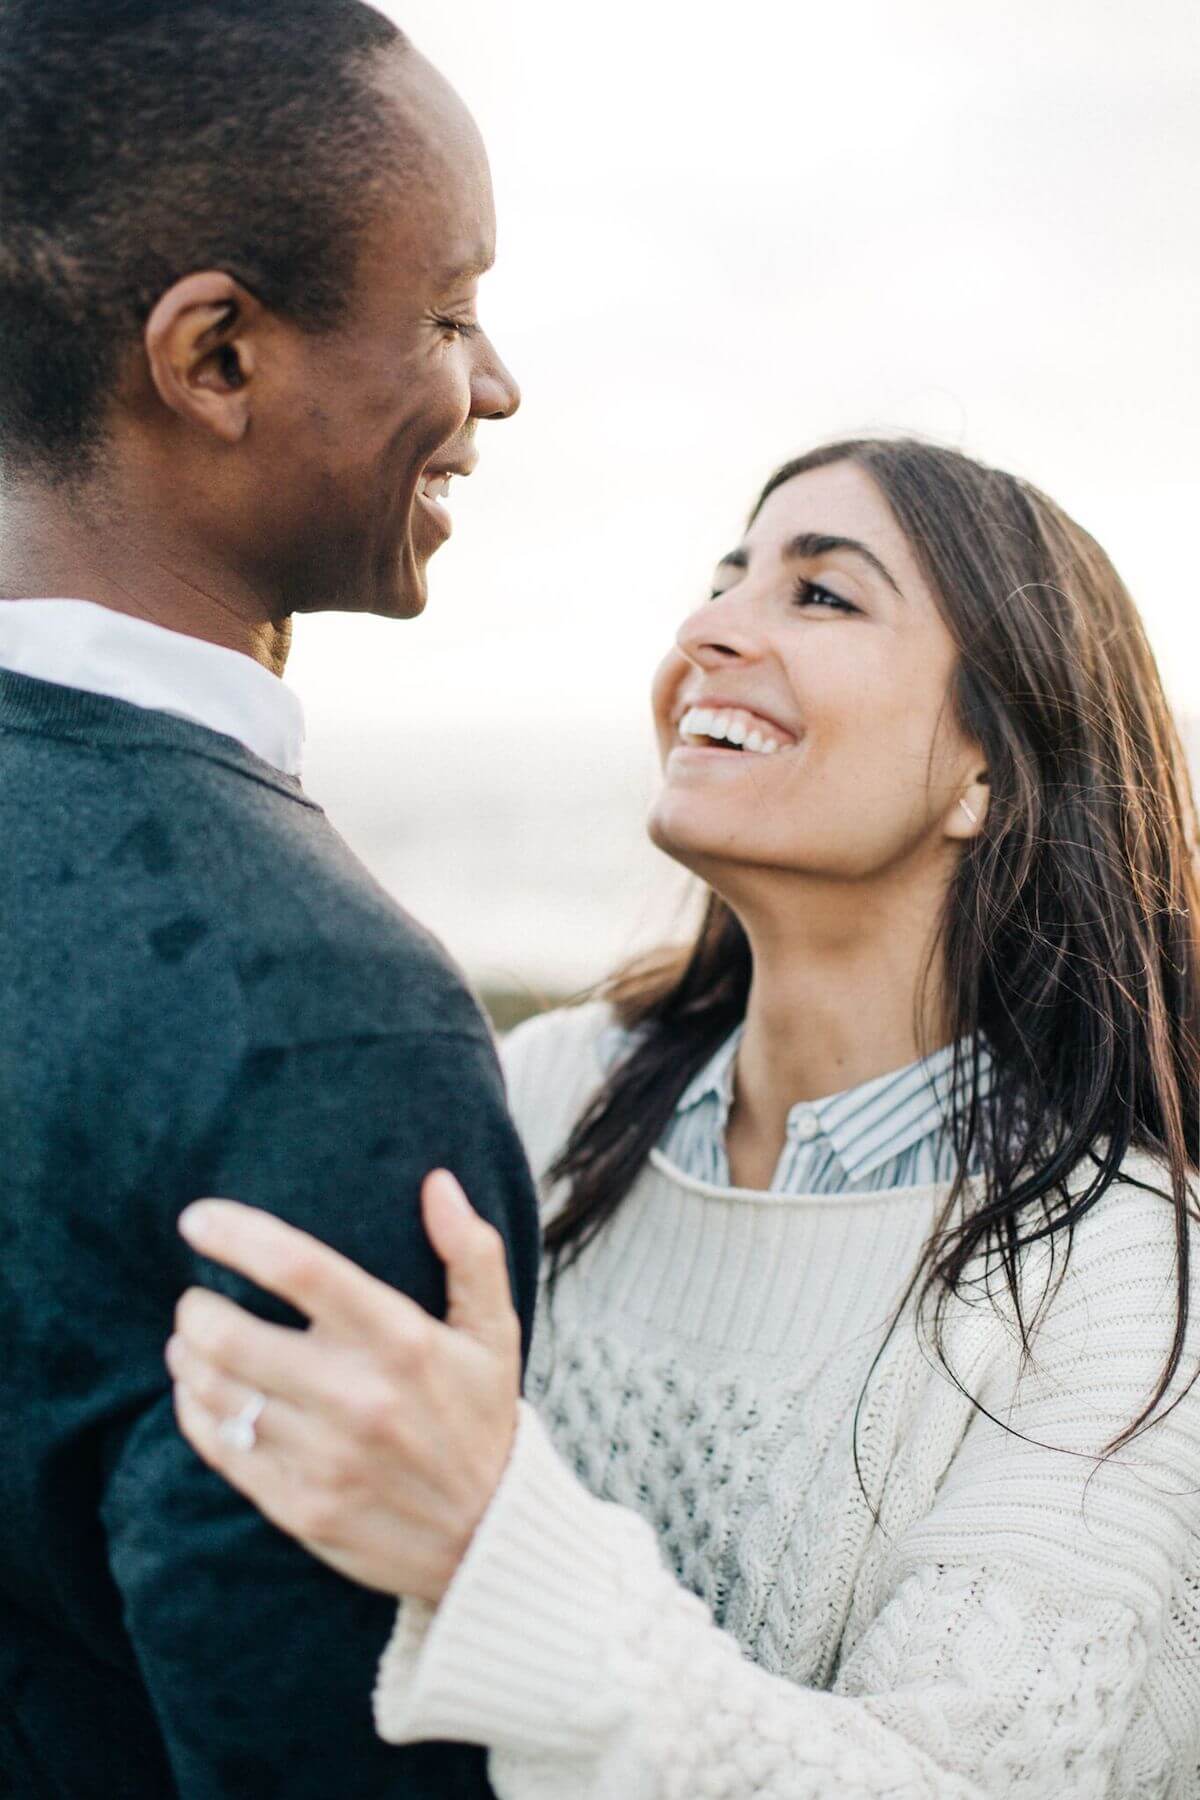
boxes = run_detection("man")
[0,3,538,1795]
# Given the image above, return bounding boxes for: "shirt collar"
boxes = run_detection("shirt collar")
[676,1026,994,1178]
[676,1025,743,1127]
[816,1038,994,1179]
[0,598,305,777]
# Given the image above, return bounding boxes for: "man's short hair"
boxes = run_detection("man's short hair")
[0,0,407,483]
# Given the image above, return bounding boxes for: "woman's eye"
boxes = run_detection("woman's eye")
[436,316,479,339]
[793,577,857,614]
[704,579,859,611]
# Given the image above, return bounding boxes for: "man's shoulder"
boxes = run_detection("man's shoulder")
[238,893,490,1052]
[0,728,491,1054]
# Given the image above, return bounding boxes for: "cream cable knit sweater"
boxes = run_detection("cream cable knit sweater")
[374,1003,1200,1798]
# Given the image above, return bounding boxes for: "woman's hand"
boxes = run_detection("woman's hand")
[165,1171,521,1607]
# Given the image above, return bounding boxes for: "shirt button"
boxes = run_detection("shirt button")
[794,1108,820,1141]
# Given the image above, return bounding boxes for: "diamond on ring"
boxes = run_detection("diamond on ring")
[217,1390,267,1452]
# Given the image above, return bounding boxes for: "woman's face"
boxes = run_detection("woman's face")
[649,460,987,887]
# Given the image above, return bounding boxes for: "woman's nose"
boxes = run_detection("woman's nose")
[675,591,762,668]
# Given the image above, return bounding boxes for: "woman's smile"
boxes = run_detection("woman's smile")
[663,694,806,787]
[675,700,800,757]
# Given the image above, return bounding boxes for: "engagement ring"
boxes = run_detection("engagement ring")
[218,1390,267,1452]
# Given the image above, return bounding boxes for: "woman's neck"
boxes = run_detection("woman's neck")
[722,876,952,1190]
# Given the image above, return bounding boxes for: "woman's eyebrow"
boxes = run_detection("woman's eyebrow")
[718,534,903,597]
[785,532,902,596]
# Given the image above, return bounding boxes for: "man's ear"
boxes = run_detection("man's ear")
[143,271,261,445]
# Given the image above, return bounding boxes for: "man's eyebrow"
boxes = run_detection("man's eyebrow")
[717,534,901,596]
[440,249,495,286]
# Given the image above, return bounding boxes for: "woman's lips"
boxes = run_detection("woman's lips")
[666,742,800,772]
[673,701,800,755]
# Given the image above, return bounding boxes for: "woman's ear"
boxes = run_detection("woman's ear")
[946,769,990,840]
[142,271,261,446]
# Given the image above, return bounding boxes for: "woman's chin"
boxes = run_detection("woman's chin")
[647,793,819,888]
[646,800,745,872]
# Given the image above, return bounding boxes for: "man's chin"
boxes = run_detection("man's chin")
[375,538,432,620]
[389,575,429,621]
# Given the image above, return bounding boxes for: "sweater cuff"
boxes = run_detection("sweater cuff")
[373,1400,638,1756]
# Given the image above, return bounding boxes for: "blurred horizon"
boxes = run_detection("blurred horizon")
[303,713,1200,1001]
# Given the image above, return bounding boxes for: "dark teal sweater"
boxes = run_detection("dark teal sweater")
[0,669,540,1799]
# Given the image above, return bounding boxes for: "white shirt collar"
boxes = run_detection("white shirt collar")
[0,598,305,776]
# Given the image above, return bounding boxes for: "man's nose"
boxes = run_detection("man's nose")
[472,339,520,421]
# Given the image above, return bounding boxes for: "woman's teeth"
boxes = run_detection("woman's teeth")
[420,474,451,502]
[678,705,783,755]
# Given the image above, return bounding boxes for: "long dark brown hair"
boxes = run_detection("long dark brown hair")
[546,437,1200,1454]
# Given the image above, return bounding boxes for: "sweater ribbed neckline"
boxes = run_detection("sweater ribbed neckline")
[647,1145,961,1207]
[546,1149,952,1366]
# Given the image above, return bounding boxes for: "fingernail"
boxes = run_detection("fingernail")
[179,1201,216,1245]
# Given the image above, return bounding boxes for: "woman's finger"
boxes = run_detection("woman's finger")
[167,1331,263,1427]
[166,1331,309,1451]
[171,1285,427,1440]
[173,1383,330,1537]
[421,1170,522,1359]
[178,1198,431,1342]
[175,1382,458,1602]
[173,1287,310,1394]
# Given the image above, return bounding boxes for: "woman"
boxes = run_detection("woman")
[167,437,1200,1797]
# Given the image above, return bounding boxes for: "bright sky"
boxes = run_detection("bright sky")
[283,0,1199,986]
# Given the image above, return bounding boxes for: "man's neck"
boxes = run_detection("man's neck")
[0,483,292,676]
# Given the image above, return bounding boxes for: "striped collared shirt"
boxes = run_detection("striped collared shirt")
[643,1026,993,1194]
